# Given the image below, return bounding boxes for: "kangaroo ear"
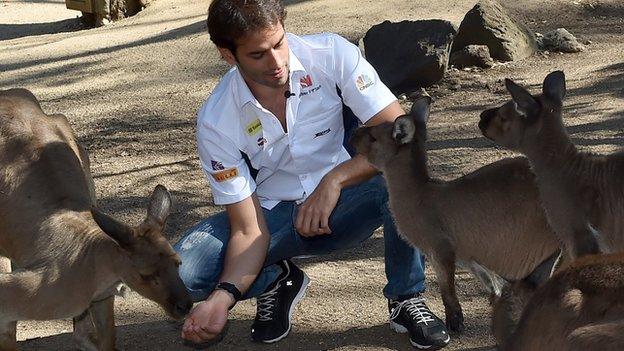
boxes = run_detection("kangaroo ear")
[392,115,416,145]
[409,94,432,123]
[146,184,172,227]
[91,208,135,248]
[542,70,566,102]
[523,250,562,288]
[505,78,540,119]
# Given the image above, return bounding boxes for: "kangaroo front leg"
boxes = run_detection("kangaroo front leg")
[0,320,18,351]
[73,296,116,351]
[73,309,98,351]
[89,296,116,351]
[430,252,464,333]
[0,261,17,351]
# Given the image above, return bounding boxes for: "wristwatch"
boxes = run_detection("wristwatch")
[215,282,242,308]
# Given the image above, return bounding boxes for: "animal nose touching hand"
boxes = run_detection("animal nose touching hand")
[0,88,191,351]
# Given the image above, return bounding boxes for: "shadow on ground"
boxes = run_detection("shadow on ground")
[19,318,497,350]
[0,18,84,41]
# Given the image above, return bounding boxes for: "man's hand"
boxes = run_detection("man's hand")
[181,290,234,344]
[295,176,342,236]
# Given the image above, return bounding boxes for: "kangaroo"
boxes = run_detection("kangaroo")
[350,95,561,332]
[478,70,624,258]
[0,88,192,351]
[492,252,624,351]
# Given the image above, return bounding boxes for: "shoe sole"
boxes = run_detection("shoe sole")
[260,272,311,344]
[389,321,450,350]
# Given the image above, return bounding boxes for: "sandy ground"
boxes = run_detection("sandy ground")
[1,0,623,350]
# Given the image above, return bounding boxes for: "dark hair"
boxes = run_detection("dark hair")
[207,0,287,54]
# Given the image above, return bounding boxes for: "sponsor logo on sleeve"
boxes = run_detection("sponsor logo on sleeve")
[212,168,239,182]
[211,160,225,170]
[356,74,374,91]
[245,119,262,135]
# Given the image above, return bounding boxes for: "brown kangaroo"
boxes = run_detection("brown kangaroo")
[350,96,561,332]
[491,252,624,351]
[0,88,192,351]
[479,70,624,258]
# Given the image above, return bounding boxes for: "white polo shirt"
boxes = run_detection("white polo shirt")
[196,32,397,209]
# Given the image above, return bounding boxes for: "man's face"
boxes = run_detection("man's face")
[220,23,290,89]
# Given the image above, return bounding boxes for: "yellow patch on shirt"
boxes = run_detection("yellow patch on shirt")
[246,119,262,135]
[212,168,238,182]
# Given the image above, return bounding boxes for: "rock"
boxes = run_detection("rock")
[542,28,585,53]
[451,0,538,62]
[450,44,494,68]
[363,19,457,94]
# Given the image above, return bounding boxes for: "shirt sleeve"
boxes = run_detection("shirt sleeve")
[196,120,256,206]
[330,34,397,124]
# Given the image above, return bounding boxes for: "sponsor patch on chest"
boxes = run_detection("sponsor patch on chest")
[245,119,262,135]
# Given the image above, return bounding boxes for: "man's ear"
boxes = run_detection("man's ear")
[217,47,237,65]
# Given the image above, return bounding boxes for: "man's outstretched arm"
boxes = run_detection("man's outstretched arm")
[182,193,270,343]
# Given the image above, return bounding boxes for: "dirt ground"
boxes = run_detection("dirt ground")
[1,0,623,350]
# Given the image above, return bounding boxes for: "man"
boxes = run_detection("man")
[174,0,450,349]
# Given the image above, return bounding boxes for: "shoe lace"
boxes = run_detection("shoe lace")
[256,286,279,322]
[389,297,435,325]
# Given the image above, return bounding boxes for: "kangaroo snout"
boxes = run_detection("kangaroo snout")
[478,108,496,134]
[173,298,193,319]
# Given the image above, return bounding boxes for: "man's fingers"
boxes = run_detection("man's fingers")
[193,325,217,340]
[320,213,331,234]
[309,209,321,234]
[296,205,314,236]
[295,207,306,236]
[183,329,217,344]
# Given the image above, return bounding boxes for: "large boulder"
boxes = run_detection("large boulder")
[363,20,457,94]
[451,0,538,62]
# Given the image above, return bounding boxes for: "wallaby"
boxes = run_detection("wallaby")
[0,88,192,351]
[350,95,561,332]
[491,252,624,351]
[479,70,624,258]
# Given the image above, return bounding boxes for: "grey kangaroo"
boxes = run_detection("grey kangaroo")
[350,95,561,332]
[0,88,192,351]
[479,70,624,258]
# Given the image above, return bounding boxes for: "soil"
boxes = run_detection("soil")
[1,0,623,350]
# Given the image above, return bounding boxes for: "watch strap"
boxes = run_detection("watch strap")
[215,282,242,302]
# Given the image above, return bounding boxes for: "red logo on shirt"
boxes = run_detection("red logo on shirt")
[300,75,313,88]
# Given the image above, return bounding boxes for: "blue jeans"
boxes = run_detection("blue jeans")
[173,175,426,302]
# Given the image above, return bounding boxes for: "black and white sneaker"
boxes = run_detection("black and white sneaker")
[389,295,450,350]
[251,259,310,343]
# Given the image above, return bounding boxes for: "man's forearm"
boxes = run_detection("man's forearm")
[325,153,379,189]
[219,195,270,296]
